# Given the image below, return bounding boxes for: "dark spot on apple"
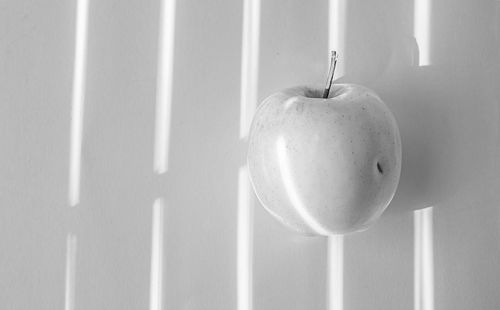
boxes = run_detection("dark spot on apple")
[377,162,384,174]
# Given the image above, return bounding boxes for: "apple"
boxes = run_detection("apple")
[247,84,402,235]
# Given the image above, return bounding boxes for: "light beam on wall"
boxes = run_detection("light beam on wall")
[69,0,89,207]
[149,198,165,310]
[327,3,346,309]
[327,235,344,310]
[238,166,254,310]
[414,0,432,66]
[64,234,77,310]
[329,0,347,77]
[414,207,434,310]
[239,0,261,139]
[414,1,434,308]
[238,0,260,308]
[154,0,176,174]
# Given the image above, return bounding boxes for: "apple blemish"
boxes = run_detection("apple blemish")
[377,162,384,174]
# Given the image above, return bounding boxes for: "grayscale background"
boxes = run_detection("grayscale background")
[0,0,499,310]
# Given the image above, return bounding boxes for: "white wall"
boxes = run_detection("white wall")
[0,0,499,309]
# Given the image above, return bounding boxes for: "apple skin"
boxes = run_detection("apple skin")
[247,84,402,235]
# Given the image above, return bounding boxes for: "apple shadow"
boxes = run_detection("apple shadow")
[368,64,499,214]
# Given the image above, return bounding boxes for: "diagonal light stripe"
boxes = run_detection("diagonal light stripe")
[239,0,261,139]
[154,0,177,174]
[64,234,78,310]
[414,207,434,310]
[149,198,166,310]
[69,0,89,207]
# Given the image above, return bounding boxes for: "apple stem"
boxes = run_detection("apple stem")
[322,51,338,99]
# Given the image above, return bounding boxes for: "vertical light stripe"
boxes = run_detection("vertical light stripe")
[64,234,77,310]
[239,0,260,308]
[69,0,89,207]
[238,166,254,310]
[414,207,434,310]
[327,3,346,309]
[154,0,176,174]
[239,0,261,139]
[414,2,433,307]
[327,235,344,310]
[276,136,330,235]
[414,0,432,66]
[329,0,347,77]
[149,198,165,310]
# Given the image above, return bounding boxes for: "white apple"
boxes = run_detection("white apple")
[247,84,402,235]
